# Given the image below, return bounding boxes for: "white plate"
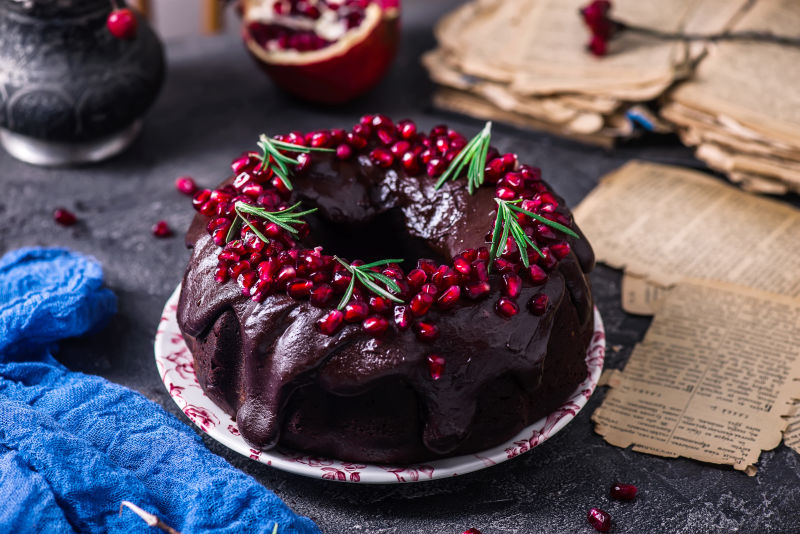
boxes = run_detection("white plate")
[155,285,605,483]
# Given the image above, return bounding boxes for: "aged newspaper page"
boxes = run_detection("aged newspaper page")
[593,280,800,473]
[573,161,800,297]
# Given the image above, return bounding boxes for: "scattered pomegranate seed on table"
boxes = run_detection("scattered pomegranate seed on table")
[152,220,172,238]
[587,508,612,532]
[610,482,638,501]
[175,176,198,196]
[106,8,138,40]
[53,208,77,226]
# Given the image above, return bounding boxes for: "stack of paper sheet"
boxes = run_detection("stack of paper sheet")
[424,0,748,146]
[660,0,800,194]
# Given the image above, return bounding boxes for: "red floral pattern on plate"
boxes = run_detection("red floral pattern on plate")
[155,285,605,484]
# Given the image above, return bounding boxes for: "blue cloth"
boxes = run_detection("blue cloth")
[0,248,320,534]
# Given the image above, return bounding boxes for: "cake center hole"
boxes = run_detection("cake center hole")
[307,209,446,270]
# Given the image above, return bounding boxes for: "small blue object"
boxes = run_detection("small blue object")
[0,248,320,534]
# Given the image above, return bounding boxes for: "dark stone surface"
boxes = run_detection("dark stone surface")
[1,1,799,532]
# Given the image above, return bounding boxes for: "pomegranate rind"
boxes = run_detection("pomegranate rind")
[243,3,400,104]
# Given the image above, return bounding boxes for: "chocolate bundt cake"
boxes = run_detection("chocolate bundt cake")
[177,116,595,464]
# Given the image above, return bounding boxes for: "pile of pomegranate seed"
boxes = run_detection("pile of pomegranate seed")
[248,0,369,53]
[192,116,576,378]
[53,208,77,226]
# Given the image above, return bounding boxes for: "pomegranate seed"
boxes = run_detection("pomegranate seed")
[529,294,549,315]
[417,259,437,275]
[587,508,611,533]
[551,242,571,259]
[520,164,542,181]
[414,321,439,341]
[175,176,197,195]
[192,189,211,209]
[496,186,516,200]
[344,301,369,322]
[427,158,446,178]
[390,141,410,156]
[540,247,558,270]
[107,8,137,39]
[286,278,313,299]
[398,120,417,139]
[502,273,522,297]
[406,268,427,289]
[309,131,330,148]
[370,148,394,168]
[231,154,254,174]
[409,292,434,316]
[401,151,421,175]
[496,297,519,317]
[346,133,367,149]
[430,124,447,137]
[502,172,524,191]
[229,261,249,279]
[152,220,172,238]
[427,354,445,380]
[276,265,297,287]
[371,114,394,131]
[250,279,272,302]
[258,259,277,280]
[418,284,436,296]
[331,271,352,292]
[437,285,460,309]
[394,305,411,330]
[501,153,517,170]
[214,265,229,283]
[465,281,491,299]
[363,316,389,336]
[453,256,471,275]
[369,296,391,314]
[419,148,433,165]
[310,284,333,306]
[528,265,548,285]
[53,208,77,226]
[610,482,638,501]
[238,271,258,296]
[462,530,482,534]
[471,260,488,282]
[317,310,343,335]
[461,248,477,262]
[377,129,395,145]
[295,153,311,173]
[336,144,353,160]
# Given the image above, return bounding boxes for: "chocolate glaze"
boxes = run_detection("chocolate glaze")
[178,152,595,463]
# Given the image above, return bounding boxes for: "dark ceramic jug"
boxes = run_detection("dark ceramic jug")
[0,0,165,165]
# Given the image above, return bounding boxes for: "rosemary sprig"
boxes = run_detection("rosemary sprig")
[334,257,405,309]
[229,201,317,244]
[256,134,334,192]
[489,198,580,271]
[434,121,492,195]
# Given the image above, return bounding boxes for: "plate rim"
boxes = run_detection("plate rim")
[155,284,605,484]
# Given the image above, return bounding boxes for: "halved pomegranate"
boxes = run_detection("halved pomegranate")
[242,0,400,104]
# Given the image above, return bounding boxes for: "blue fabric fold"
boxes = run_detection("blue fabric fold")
[0,248,320,534]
